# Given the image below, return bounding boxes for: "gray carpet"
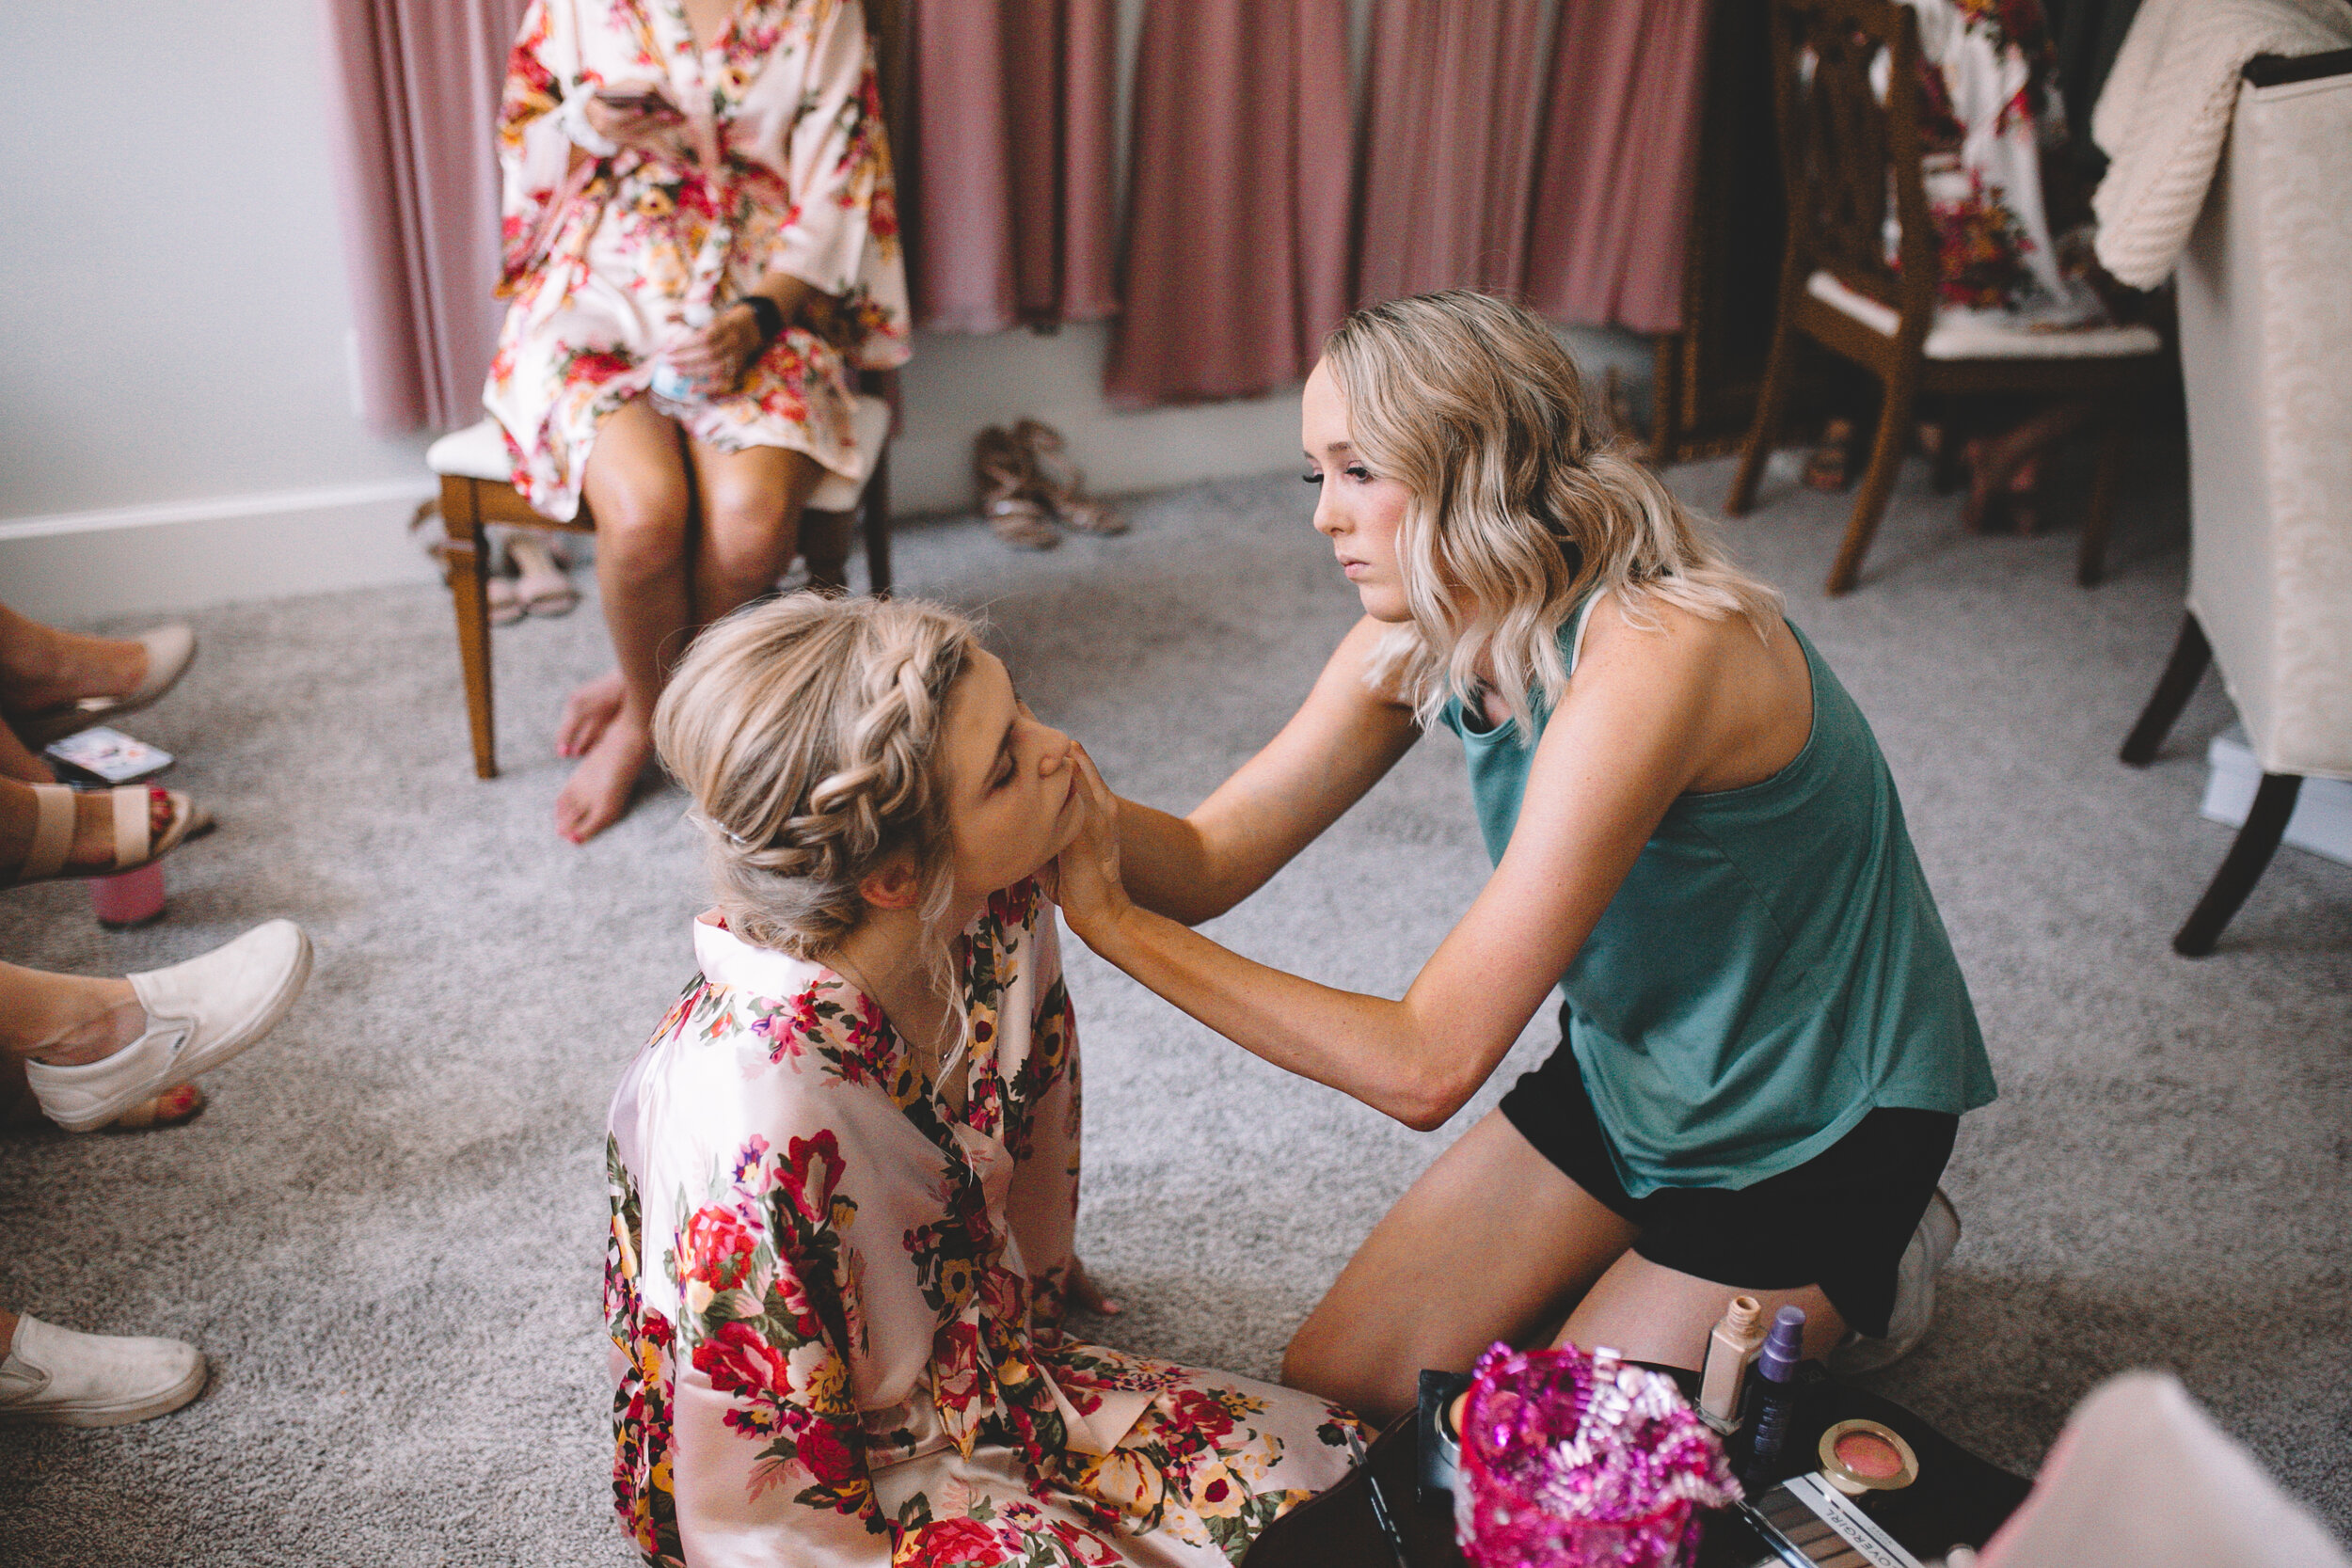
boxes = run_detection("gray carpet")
[3,441,2346,1564]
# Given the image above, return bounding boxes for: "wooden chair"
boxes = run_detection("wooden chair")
[1724,0,2166,596]
[426,388,894,779]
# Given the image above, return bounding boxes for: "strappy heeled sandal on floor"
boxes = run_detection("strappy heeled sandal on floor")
[506,534,579,616]
[8,783,208,888]
[1012,419,1126,535]
[974,426,1060,550]
[9,626,198,748]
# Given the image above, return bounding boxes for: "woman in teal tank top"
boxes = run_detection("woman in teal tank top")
[1051,293,1996,1426]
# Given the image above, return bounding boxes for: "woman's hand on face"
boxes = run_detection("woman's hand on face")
[583,81,685,158]
[665,303,765,387]
[1049,741,1136,945]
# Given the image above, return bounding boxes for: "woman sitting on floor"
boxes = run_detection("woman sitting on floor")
[604,595,1358,1565]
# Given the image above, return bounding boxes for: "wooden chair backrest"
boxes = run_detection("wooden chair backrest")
[1768,0,1937,325]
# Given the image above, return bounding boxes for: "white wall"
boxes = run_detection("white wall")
[0,1,441,620]
[0,0,1645,623]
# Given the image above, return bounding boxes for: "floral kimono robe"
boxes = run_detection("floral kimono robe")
[489,0,911,521]
[605,883,1359,1567]
[1887,0,2106,327]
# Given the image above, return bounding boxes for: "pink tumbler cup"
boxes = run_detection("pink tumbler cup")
[90,862,167,928]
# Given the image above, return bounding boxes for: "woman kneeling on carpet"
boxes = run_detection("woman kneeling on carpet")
[605,594,1359,1565]
[1050,292,1998,1426]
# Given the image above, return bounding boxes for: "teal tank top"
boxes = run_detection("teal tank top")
[1438,599,1995,1196]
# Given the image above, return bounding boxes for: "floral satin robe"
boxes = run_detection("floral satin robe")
[1892,0,2106,326]
[488,0,911,521]
[605,884,1359,1567]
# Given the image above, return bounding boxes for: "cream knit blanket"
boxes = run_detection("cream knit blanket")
[2090,0,2352,288]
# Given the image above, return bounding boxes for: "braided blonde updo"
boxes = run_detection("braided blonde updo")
[653,593,979,958]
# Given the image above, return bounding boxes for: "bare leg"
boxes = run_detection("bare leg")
[1282,1110,1641,1425]
[556,402,693,845]
[685,439,826,625]
[0,721,56,784]
[1963,400,2096,532]
[0,603,149,715]
[1560,1254,1845,1370]
[0,962,201,1131]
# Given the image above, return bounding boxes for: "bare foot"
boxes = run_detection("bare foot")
[106,1083,206,1132]
[0,620,148,716]
[556,670,627,760]
[554,714,656,844]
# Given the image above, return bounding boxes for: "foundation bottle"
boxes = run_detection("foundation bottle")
[1696,1294,1766,1433]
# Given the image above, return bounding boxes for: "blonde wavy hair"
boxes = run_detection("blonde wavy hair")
[653,593,979,960]
[1324,291,1783,740]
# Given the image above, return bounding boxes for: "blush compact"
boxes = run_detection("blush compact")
[1817,1418,1920,1495]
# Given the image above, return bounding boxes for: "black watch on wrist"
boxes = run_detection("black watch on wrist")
[735,294,785,346]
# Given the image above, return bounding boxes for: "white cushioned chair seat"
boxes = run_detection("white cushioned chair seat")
[426,393,891,515]
[1806,270,2164,360]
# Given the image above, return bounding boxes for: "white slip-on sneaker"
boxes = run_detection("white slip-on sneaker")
[0,1315,207,1427]
[24,919,313,1132]
[1831,1187,1962,1376]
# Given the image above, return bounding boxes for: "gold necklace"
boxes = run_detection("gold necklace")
[826,952,969,1107]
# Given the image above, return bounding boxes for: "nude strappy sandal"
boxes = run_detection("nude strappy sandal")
[1012,419,1125,535]
[974,426,1060,550]
[506,534,579,616]
[8,783,208,888]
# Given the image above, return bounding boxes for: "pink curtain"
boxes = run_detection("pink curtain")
[318,0,525,435]
[1520,0,1712,334]
[907,0,1118,333]
[1354,0,1551,307]
[1104,0,1353,409]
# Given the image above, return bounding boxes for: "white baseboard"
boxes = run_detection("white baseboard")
[2202,729,2352,866]
[0,481,441,622]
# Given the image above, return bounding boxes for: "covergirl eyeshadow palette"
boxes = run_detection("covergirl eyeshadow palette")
[1740,1471,1927,1568]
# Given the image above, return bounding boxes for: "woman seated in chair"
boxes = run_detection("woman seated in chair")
[605,594,1359,1565]
[1806,0,2123,528]
[488,0,909,844]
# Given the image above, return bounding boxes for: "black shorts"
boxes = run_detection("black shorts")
[1498,1010,1956,1339]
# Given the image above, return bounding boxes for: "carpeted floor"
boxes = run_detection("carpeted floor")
[3,442,2346,1565]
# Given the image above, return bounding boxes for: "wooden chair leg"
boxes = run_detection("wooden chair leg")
[1725,309,1802,517]
[1824,362,1919,596]
[862,447,894,596]
[801,508,852,594]
[2077,411,2128,587]
[1928,402,1967,495]
[2120,613,2211,767]
[440,479,501,780]
[2174,772,2303,957]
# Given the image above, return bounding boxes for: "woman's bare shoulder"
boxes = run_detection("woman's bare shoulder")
[1576,589,1784,687]
[1566,590,1807,791]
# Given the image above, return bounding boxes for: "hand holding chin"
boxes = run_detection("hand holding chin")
[1048,742,1134,945]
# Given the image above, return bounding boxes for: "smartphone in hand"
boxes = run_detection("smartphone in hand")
[594,86,676,118]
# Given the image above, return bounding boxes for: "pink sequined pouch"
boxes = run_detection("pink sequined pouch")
[1454,1341,1743,1568]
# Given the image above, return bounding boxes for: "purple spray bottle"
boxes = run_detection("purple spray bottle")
[1742,1304,1807,1473]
